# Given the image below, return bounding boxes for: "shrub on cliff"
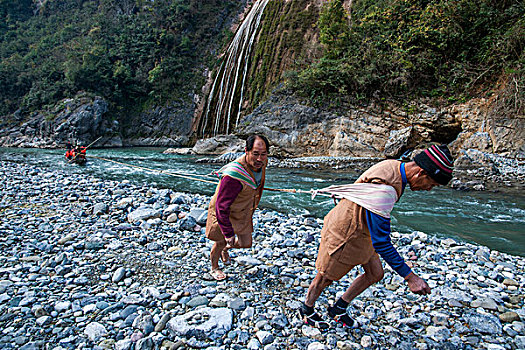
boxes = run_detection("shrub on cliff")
[290,0,524,112]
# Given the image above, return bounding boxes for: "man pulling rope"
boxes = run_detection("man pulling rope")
[299,144,455,330]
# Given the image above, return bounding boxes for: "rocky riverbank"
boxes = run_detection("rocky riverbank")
[1,161,524,350]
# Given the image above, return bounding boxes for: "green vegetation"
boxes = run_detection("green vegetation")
[289,0,524,113]
[2,0,523,122]
[0,0,241,117]
[247,0,319,108]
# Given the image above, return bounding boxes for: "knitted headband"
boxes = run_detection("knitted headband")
[413,145,454,185]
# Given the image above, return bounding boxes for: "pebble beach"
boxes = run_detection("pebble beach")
[1,160,524,350]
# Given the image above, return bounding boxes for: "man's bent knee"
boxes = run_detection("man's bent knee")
[236,235,252,248]
[365,269,384,284]
[314,273,334,288]
[214,240,227,249]
[238,241,252,248]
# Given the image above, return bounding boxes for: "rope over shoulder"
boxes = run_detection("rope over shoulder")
[314,183,398,218]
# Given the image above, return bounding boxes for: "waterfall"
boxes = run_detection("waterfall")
[201,0,269,138]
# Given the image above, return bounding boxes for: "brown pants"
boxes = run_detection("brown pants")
[316,238,378,281]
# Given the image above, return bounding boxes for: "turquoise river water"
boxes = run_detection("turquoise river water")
[2,147,524,257]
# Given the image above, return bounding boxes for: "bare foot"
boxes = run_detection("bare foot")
[210,268,226,281]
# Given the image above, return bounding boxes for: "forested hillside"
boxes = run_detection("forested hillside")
[0,0,242,117]
[290,0,524,116]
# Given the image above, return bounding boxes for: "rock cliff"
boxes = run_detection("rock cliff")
[0,94,119,148]
[233,88,524,190]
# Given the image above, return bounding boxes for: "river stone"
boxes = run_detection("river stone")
[465,312,503,335]
[236,256,263,266]
[19,342,45,350]
[302,325,322,340]
[308,342,328,350]
[426,326,451,341]
[132,313,154,335]
[31,305,46,317]
[0,294,9,304]
[116,197,134,209]
[186,295,209,308]
[58,234,76,245]
[210,293,231,307]
[141,286,160,299]
[515,336,525,349]
[97,339,115,349]
[93,203,108,215]
[85,238,105,250]
[135,336,154,350]
[36,315,51,326]
[54,300,71,312]
[256,330,274,345]
[127,207,161,223]
[179,215,197,231]
[471,297,498,311]
[166,307,233,340]
[499,312,520,323]
[155,313,172,332]
[435,287,473,303]
[503,278,519,287]
[228,297,245,310]
[112,267,126,283]
[84,322,107,341]
[361,335,373,348]
[247,338,261,350]
[241,306,255,321]
[188,208,208,225]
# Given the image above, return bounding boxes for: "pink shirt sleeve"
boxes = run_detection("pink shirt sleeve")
[215,176,243,238]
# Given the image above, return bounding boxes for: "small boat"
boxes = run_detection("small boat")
[65,145,87,165]
[72,154,87,165]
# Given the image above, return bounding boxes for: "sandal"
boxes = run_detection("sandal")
[210,268,226,281]
[221,249,231,265]
[327,304,358,328]
[299,308,329,330]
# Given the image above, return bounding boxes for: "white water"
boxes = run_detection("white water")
[202,0,269,137]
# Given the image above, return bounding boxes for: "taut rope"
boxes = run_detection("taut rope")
[88,155,219,185]
[86,155,334,197]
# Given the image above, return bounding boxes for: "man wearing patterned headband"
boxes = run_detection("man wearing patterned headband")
[300,144,454,330]
[205,134,269,281]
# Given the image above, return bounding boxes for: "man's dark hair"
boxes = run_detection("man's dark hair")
[246,134,269,152]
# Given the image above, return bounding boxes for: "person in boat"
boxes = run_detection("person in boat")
[73,145,87,162]
[205,134,269,281]
[300,145,454,330]
[65,142,74,160]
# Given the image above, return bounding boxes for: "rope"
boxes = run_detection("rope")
[88,155,219,185]
[85,155,335,198]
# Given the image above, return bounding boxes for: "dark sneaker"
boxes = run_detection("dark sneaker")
[327,304,358,328]
[299,307,330,330]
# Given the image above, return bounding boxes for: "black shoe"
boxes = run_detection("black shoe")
[299,307,330,330]
[327,304,358,328]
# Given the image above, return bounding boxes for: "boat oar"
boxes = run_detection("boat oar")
[84,136,102,150]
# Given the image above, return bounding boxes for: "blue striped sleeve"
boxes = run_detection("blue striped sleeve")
[366,210,412,278]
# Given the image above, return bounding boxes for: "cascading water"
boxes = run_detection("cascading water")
[201,0,270,138]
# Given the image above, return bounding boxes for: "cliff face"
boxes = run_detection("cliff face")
[0,94,119,148]
[233,87,524,189]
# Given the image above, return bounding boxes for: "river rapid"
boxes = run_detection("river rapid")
[1,147,524,257]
